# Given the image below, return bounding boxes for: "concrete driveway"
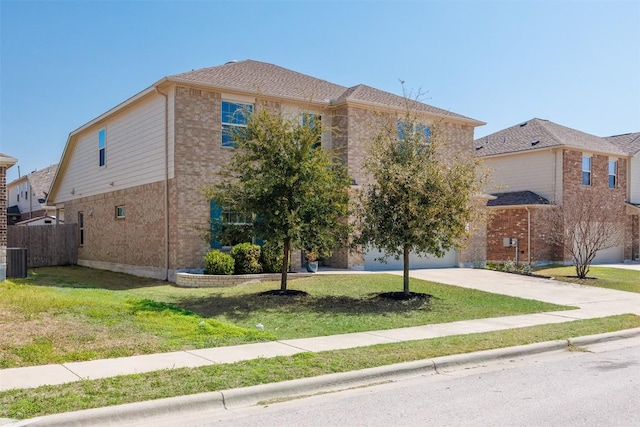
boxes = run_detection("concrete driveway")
[393,268,640,317]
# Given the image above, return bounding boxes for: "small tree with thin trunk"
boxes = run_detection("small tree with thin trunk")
[205,108,351,293]
[355,104,485,297]
[543,191,624,279]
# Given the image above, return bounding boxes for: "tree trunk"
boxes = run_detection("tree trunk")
[280,238,291,292]
[403,245,410,296]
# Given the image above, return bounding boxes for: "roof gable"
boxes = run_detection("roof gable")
[171,60,347,103]
[475,118,627,157]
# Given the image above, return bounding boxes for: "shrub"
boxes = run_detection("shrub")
[203,250,235,275]
[260,241,286,273]
[230,243,262,274]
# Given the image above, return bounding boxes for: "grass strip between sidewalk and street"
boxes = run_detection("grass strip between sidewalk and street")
[2,314,639,420]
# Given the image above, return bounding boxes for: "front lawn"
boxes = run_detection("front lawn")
[0,266,572,368]
[535,266,640,293]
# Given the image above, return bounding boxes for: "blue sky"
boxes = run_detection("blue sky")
[1,0,639,183]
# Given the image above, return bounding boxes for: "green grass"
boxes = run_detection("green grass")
[535,266,640,293]
[2,314,639,419]
[0,266,572,368]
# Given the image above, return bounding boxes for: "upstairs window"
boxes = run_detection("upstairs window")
[581,156,591,186]
[221,101,253,148]
[608,160,617,188]
[302,113,322,149]
[99,129,106,167]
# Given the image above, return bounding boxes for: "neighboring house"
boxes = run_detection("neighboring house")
[607,132,640,260]
[48,60,485,281]
[15,215,63,226]
[6,164,60,225]
[476,118,636,265]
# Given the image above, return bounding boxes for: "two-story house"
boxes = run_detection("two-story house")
[477,118,636,265]
[6,164,60,225]
[48,60,485,281]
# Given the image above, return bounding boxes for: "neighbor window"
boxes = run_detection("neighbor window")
[221,101,253,148]
[582,156,591,186]
[78,212,85,246]
[608,160,617,188]
[115,205,126,219]
[98,129,106,167]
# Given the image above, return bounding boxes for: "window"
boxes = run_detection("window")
[115,205,126,219]
[210,201,254,248]
[221,101,253,147]
[98,129,106,167]
[608,160,617,189]
[78,212,85,246]
[582,156,591,186]
[302,113,322,149]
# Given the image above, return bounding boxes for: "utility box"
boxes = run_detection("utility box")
[7,248,28,278]
[503,238,518,247]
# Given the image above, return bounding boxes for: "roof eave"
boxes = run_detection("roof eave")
[477,144,629,159]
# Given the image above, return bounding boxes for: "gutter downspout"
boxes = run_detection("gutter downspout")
[155,86,170,281]
[525,206,531,265]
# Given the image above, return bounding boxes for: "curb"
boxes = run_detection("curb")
[6,328,640,426]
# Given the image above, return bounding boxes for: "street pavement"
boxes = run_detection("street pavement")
[1,266,639,426]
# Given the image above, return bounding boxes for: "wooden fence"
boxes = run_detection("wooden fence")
[7,224,78,268]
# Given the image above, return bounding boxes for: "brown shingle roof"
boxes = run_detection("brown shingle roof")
[171,60,346,102]
[606,132,640,155]
[487,191,551,207]
[21,164,58,203]
[475,118,627,157]
[170,60,482,124]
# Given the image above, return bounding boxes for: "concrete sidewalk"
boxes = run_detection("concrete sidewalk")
[2,268,639,392]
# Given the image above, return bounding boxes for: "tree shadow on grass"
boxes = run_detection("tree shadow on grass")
[170,291,435,321]
[19,266,166,290]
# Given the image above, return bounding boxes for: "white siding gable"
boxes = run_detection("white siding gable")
[54,92,173,202]
[482,150,560,203]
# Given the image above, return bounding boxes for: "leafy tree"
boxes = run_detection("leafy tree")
[355,108,484,296]
[205,108,351,292]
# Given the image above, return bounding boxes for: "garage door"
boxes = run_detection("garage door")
[364,247,458,271]
[592,245,624,264]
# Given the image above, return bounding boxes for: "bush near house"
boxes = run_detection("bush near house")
[203,250,235,275]
[230,243,262,274]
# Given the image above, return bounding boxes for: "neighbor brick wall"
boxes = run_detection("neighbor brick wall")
[562,149,628,261]
[486,207,562,265]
